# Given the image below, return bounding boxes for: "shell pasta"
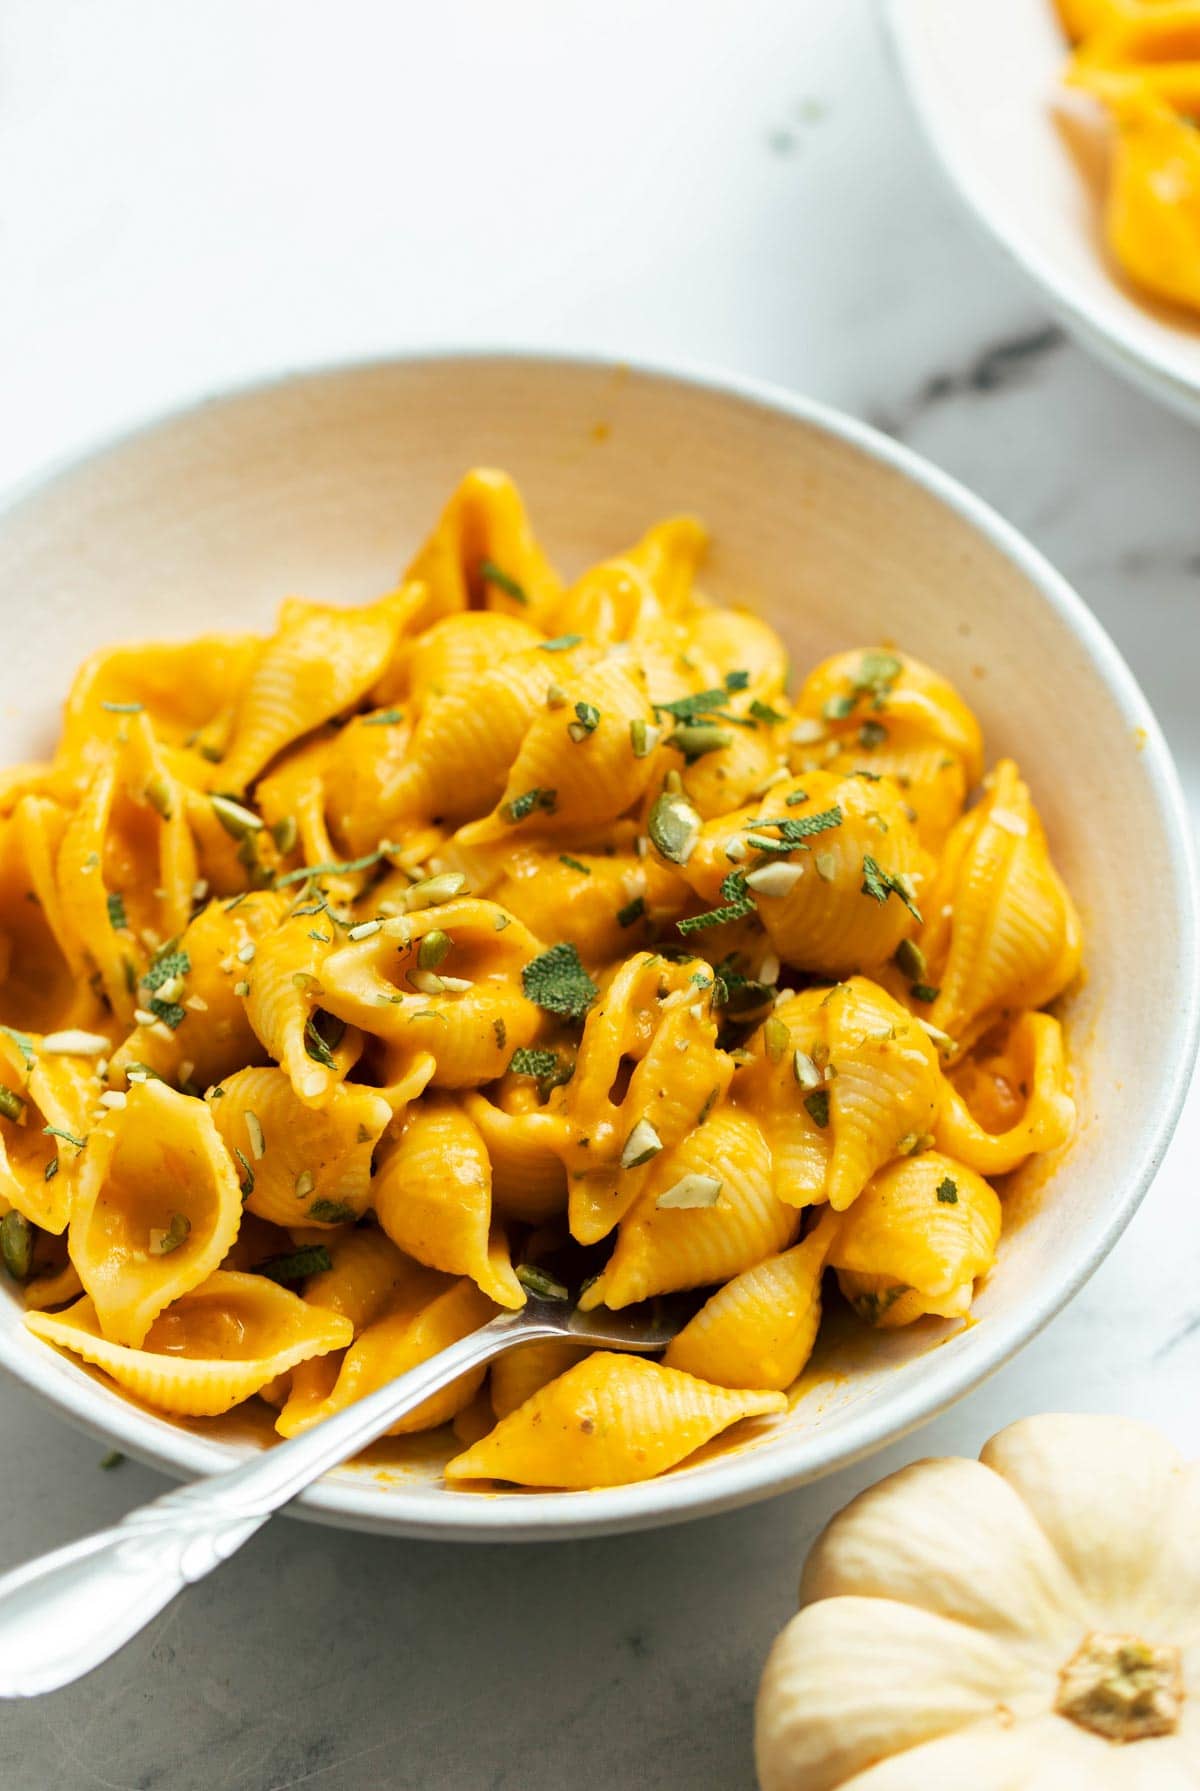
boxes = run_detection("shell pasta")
[2,471,1080,1492]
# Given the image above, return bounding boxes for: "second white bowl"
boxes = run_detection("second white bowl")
[888,0,1200,425]
[0,350,1193,1538]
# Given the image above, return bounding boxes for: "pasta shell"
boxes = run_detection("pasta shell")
[318,898,543,1089]
[401,468,563,634]
[27,1270,352,1416]
[219,588,413,792]
[244,913,363,1106]
[210,1067,391,1229]
[820,978,943,1212]
[581,1106,799,1310]
[278,1272,495,1438]
[54,635,259,791]
[405,612,545,710]
[937,1011,1076,1176]
[0,1032,98,1233]
[482,835,688,967]
[110,893,283,1094]
[22,1260,83,1312]
[688,605,789,695]
[372,1097,524,1307]
[675,718,782,824]
[680,771,928,977]
[732,1009,831,1210]
[561,952,735,1245]
[273,1226,420,1438]
[313,714,416,862]
[919,760,1082,1050]
[299,1224,416,1330]
[462,1088,569,1224]
[831,1150,1001,1326]
[550,518,707,643]
[382,646,587,829]
[489,1339,589,1419]
[789,647,984,848]
[67,1081,245,1346]
[665,1209,841,1389]
[445,1352,785,1488]
[1069,68,1200,314]
[458,654,658,846]
[56,716,197,1021]
[0,797,95,1034]
[254,734,340,879]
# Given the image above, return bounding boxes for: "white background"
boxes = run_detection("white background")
[1,3,1198,1787]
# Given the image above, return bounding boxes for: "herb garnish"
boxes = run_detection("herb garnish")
[0,1026,34,1068]
[804,1089,830,1128]
[148,1212,190,1256]
[107,891,128,931]
[617,895,645,928]
[148,998,186,1031]
[853,650,902,698]
[522,942,598,1022]
[509,1046,573,1095]
[677,869,755,935]
[503,787,558,824]
[479,558,528,605]
[307,1199,356,1224]
[861,855,921,920]
[936,1177,959,1204]
[744,805,843,846]
[304,1012,345,1069]
[274,842,397,889]
[143,950,190,993]
[538,635,583,652]
[254,1245,332,1286]
[233,1148,255,1199]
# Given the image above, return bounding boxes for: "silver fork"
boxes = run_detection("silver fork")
[0,1291,688,1698]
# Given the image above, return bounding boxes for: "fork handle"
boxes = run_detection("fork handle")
[0,1309,561,1698]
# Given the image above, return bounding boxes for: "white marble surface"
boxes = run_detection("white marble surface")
[0,2,1198,1786]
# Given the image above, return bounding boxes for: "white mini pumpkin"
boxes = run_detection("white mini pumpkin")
[756,1414,1200,1789]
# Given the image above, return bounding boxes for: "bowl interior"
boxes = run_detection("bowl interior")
[889,0,1200,417]
[0,354,1192,1539]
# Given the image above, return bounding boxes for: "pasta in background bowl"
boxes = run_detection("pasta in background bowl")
[0,352,1190,1538]
[887,0,1200,426]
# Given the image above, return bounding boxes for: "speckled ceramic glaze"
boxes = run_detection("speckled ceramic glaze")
[888,0,1200,426]
[0,353,1193,1539]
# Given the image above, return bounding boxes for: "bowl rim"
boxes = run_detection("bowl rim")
[0,344,1195,1541]
[883,0,1200,426]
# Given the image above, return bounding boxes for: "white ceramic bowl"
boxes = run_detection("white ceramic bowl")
[887,0,1200,425]
[0,352,1193,1540]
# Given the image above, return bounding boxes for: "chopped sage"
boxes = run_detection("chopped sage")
[148,1212,190,1256]
[479,559,528,604]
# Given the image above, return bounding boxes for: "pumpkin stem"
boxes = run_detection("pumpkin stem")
[1056,1632,1183,1742]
